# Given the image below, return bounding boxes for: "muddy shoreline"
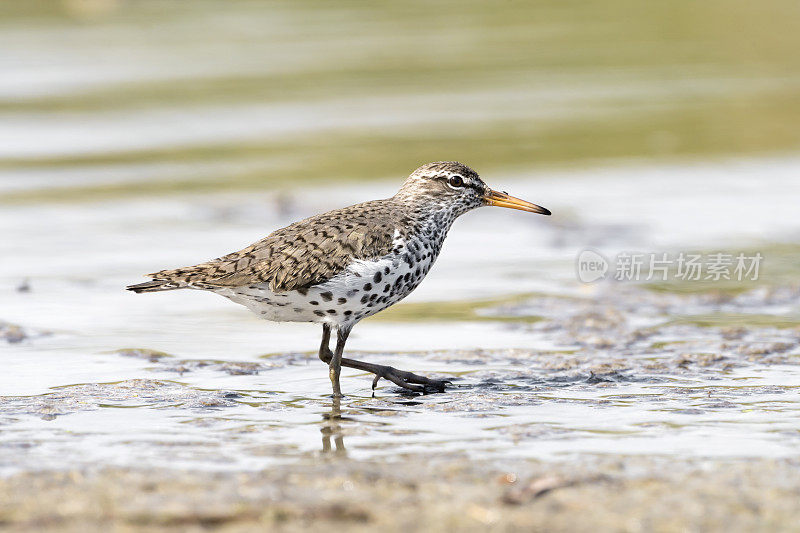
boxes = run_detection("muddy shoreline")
[2,455,799,532]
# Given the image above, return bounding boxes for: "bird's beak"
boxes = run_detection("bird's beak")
[483,188,551,216]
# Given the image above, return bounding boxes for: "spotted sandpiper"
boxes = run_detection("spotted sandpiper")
[127,162,550,397]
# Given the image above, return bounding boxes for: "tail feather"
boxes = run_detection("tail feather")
[126,280,183,293]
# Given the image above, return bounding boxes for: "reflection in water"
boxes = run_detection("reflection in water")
[320,398,346,456]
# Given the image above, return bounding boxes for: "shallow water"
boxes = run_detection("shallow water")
[2,157,800,477]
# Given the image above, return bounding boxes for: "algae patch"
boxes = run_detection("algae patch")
[367,294,543,323]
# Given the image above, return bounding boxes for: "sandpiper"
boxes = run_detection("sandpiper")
[127,162,550,396]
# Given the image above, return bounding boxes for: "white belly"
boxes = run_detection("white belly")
[214,234,438,327]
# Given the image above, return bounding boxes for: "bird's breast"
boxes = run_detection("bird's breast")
[318,233,441,322]
[213,232,444,327]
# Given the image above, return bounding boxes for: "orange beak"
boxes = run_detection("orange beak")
[484,188,551,215]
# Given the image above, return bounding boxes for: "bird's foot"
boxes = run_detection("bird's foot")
[370,365,450,394]
[319,347,449,394]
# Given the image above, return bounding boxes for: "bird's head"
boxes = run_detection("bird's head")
[395,161,551,218]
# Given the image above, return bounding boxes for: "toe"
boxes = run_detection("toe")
[422,380,448,393]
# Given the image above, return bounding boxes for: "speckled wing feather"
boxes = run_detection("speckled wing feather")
[143,200,403,293]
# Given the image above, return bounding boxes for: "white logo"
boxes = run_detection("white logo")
[576,249,608,283]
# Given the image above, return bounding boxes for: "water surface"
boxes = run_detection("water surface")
[2,159,800,476]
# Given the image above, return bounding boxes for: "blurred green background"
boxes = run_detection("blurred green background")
[2,0,799,202]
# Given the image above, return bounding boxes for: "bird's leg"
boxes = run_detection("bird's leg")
[328,325,350,398]
[317,325,448,393]
[318,323,332,364]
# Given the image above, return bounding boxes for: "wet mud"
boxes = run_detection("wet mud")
[1,457,799,532]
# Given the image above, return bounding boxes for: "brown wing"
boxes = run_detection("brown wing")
[146,199,401,293]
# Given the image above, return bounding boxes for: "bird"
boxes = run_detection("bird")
[127,162,550,397]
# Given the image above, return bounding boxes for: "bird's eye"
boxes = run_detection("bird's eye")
[448,175,464,188]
